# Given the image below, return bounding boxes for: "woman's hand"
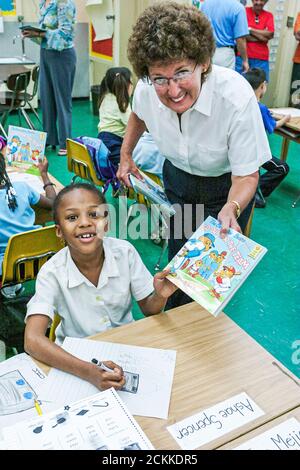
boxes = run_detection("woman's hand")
[153,269,178,300]
[22,30,43,38]
[89,360,125,391]
[117,155,140,187]
[218,202,241,237]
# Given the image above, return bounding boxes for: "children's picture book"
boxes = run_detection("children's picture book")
[129,170,175,216]
[6,126,47,175]
[166,216,267,317]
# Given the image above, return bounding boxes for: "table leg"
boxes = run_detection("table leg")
[280,137,290,162]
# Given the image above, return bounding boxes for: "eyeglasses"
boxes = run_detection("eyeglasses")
[149,63,198,88]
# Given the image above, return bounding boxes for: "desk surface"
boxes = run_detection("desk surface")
[219,407,300,449]
[88,302,300,450]
[0,65,31,82]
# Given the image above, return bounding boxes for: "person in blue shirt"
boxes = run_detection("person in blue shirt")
[22,0,76,156]
[244,68,290,208]
[0,136,56,297]
[201,0,249,72]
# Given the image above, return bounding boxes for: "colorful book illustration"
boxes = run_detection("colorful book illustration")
[129,170,176,216]
[167,216,267,317]
[6,126,47,175]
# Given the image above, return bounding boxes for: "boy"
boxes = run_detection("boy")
[244,68,290,208]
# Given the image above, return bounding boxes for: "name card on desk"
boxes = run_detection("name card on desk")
[167,392,264,450]
[234,418,300,450]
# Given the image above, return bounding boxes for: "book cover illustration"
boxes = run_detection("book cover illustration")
[129,170,176,216]
[6,126,47,175]
[167,216,267,316]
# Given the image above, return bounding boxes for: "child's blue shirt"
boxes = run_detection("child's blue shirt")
[0,181,40,275]
[259,102,276,134]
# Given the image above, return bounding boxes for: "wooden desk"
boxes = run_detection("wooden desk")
[274,127,300,162]
[219,407,300,450]
[85,303,300,450]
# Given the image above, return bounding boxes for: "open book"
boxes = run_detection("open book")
[2,388,154,450]
[129,170,175,216]
[166,216,267,316]
[6,126,47,175]
[19,25,47,33]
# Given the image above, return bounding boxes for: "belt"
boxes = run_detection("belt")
[218,45,235,49]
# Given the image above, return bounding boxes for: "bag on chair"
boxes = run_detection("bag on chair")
[75,136,120,193]
[0,292,32,353]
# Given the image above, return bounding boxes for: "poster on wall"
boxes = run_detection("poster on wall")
[89,23,113,61]
[0,0,16,16]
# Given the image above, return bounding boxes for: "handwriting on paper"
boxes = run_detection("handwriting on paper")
[167,392,264,450]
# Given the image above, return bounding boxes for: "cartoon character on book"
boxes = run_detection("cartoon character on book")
[7,135,21,164]
[210,266,240,299]
[19,142,31,162]
[31,149,41,162]
[170,233,216,272]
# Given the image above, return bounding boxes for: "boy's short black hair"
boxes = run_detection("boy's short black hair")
[53,183,106,224]
[243,68,266,91]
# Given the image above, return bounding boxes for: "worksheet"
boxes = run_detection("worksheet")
[41,337,177,419]
[2,388,154,450]
[0,354,49,434]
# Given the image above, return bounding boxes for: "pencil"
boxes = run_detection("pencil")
[34,399,43,416]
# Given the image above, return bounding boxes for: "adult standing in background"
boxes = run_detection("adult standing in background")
[117,2,271,308]
[290,12,300,107]
[201,0,249,72]
[22,0,76,156]
[236,0,274,81]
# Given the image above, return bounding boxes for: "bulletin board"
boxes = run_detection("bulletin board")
[89,23,113,61]
[0,0,16,16]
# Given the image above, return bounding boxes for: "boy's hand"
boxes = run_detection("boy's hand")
[154,269,178,299]
[91,360,126,391]
[37,157,49,175]
[283,114,291,123]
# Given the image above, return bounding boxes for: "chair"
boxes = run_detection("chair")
[0,72,32,133]
[49,312,61,342]
[1,225,63,289]
[243,202,255,238]
[20,65,42,130]
[66,138,105,187]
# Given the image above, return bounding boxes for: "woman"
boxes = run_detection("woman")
[22,0,76,156]
[118,2,271,308]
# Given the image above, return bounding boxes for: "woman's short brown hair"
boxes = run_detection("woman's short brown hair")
[127,1,215,79]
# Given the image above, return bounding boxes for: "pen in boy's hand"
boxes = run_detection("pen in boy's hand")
[91,358,114,373]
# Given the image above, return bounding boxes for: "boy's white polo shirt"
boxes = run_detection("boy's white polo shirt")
[26,238,154,345]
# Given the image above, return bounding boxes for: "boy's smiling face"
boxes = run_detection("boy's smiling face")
[55,188,108,258]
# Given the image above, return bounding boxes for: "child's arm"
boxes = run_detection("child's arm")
[138,269,177,315]
[274,114,291,129]
[24,315,126,391]
[35,158,57,209]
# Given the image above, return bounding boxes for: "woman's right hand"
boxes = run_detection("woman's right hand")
[89,360,126,391]
[117,154,140,187]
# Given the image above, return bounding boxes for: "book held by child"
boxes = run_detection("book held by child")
[129,169,175,217]
[166,216,267,317]
[6,126,47,175]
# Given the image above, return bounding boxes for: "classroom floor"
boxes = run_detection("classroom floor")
[4,99,300,378]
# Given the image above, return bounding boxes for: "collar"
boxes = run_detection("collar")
[154,66,216,117]
[67,238,120,289]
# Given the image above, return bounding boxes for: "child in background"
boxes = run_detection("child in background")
[97,67,133,167]
[0,136,56,298]
[24,183,177,392]
[244,68,290,208]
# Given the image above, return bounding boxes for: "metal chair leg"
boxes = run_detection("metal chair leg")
[20,108,35,129]
[28,102,43,126]
[0,121,7,138]
[292,193,300,208]
[154,238,168,271]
